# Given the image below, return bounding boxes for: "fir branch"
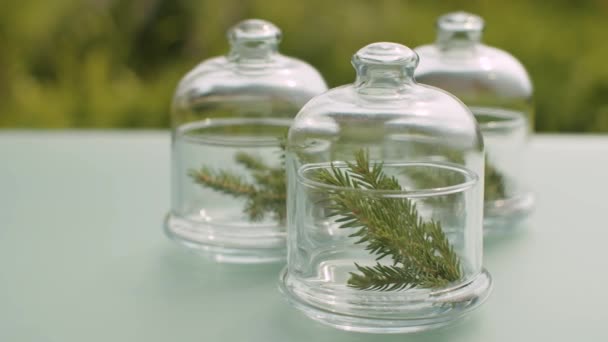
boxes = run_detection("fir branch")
[189,168,256,198]
[348,263,420,291]
[189,139,287,223]
[484,160,507,202]
[234,152,268,171]
[314,150,462,291]
[403,151,507,202]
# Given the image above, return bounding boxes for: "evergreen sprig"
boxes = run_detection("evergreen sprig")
[314,150,462,291]
[189,151,286,222]
[403,157,506,202]
[403,149,507,202]
[484,160,507,202]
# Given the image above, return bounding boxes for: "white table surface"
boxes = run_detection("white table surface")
[1,131,607,341]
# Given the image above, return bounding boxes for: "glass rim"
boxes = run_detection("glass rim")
[176,118,291,147]
[297,160,479,198]
[469,106,527,131]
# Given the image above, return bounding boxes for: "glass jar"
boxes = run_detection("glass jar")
[414,12,534,230]
[165,19,327,263]
[279,42,491,333]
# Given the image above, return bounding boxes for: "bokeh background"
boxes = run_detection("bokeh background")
[1,0,607,132]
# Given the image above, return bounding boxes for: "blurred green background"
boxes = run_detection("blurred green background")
[1,0,607,132]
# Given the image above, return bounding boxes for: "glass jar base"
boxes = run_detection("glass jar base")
[164,214,286,264]
[484,191,535,231]
[278,268,492,334]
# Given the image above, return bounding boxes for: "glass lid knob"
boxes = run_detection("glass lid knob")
[353,42,419,68]
[437,11,484,32]
[227,19,282,62]
[352,42,419,92]
[228,19,282,44]
[437,12,484,48]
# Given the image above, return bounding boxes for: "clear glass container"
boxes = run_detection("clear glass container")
[165,19,327,263]
[414,12,534,230]
[279,42,491,333]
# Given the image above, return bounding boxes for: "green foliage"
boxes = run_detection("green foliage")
[405,157,507,202]
[484,160,507,202]
[189,151,286,222]
[314,150,462,291]
[1,0,606,131]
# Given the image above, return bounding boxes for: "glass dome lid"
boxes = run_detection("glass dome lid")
[165,19,327,264]
[288,42,484,164]
[414,12,535,229]
[173,19,328,118]
[281,42,490,333]
[414,11,533,109]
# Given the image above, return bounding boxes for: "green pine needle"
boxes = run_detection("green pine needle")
[484,160,507,202]
[313,150,462,291]
[403,150,508,202]
[189,150,286,222]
